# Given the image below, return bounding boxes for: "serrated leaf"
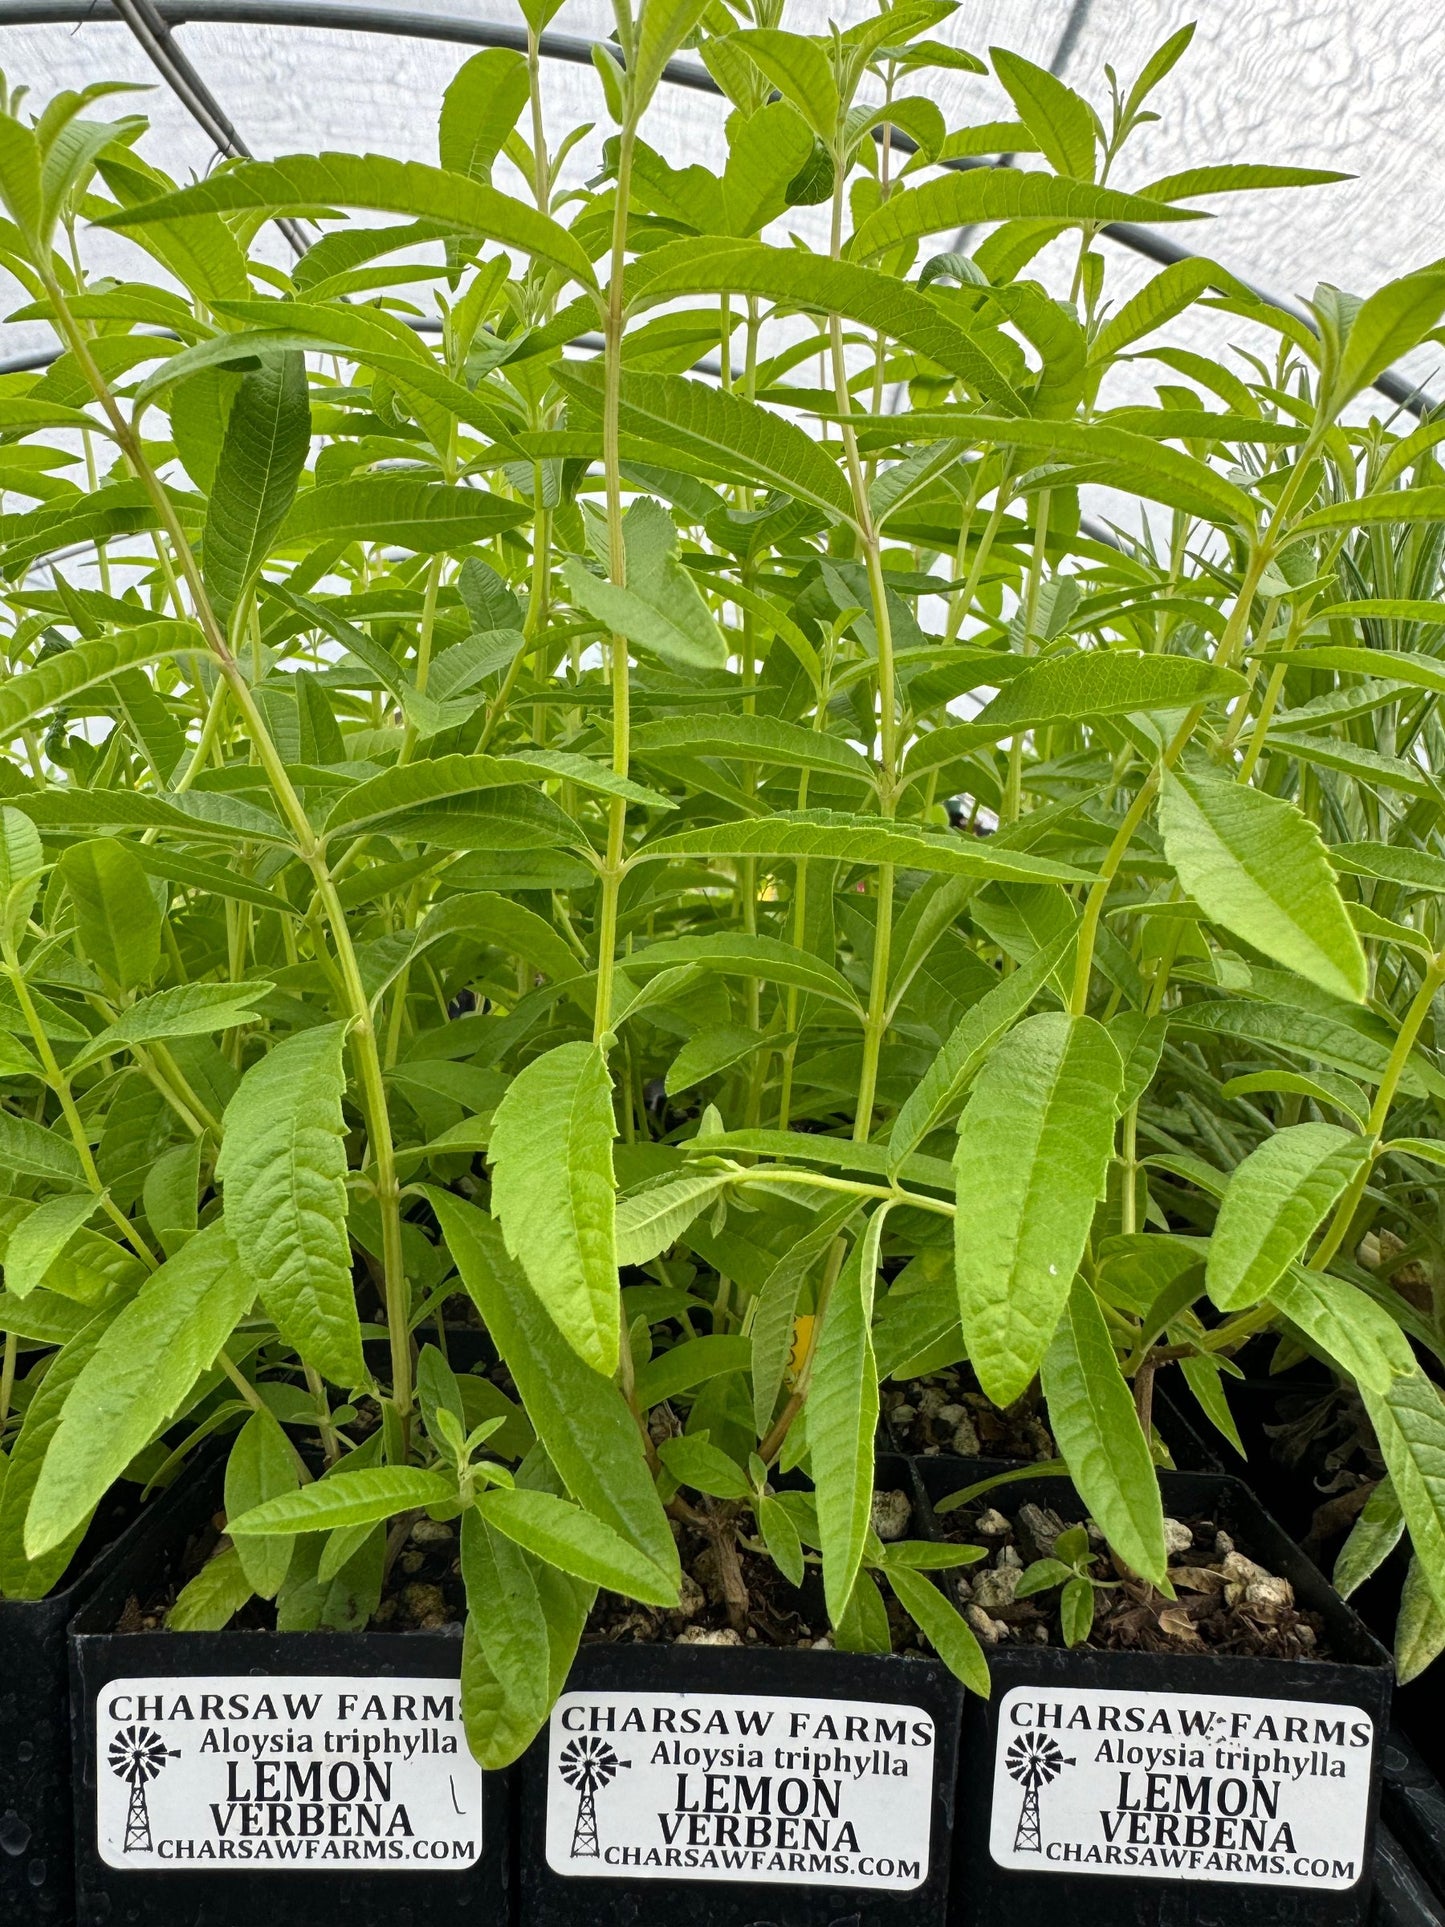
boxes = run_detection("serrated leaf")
[1041,1278,1168,1586]
[1270,1266,1417,1393]
[955,1011,1123,1406]
[638,810,1091,886]
[657,1434,751,1500]
[432,1193,677,1587]
[224,1409,300,1596]
[558,363,854,522]
[889,935,1070,1168]
[2,1192,99,1299]
[811,1210,885,1623]
[59,837,161,992]
[1334,1478,1404,1599]
[851,168,1202,260]
[886,1561,990,1694]
[167,1544,256,1632]
[230,1465,454,1535]
[216,1022,367,1390]
[1396,1556,1445,1685]
[0,1107,86,1186]
[202,350,310,626]
[615,1171,733,1267]
[488,1041,618,1376]
[1206,1124,1368,1310]
[478,1486,679,1604]
[1159,770,1367,1003]
[458,1505,549,1766]
[1361,1369,1445,1624]
[73,980,271,1070]
[0,624,204,739]
[100,149,596,286]
[25,1222,254,1557]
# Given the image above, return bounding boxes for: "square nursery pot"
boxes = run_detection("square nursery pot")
[68,1453,510,1927]
[1,1485,160,1923]
[914,1460,1393,1927]
[516,1459,963,1927]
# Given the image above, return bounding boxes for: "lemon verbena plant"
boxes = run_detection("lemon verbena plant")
[2,2,1445,1760]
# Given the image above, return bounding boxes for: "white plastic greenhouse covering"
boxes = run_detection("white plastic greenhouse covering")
[0,0,1441,412]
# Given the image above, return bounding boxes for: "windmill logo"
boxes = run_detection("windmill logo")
[108,1724,180,1854]
[558,1734,630,1858]
[1005,1731,1074,1854]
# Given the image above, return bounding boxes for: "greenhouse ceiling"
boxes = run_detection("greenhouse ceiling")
[0,0,1441,412]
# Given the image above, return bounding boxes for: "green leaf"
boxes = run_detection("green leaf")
[433,1193,678,1587]
[851,168,1202,260]
[625,931,861,1012]
[955,1012,1123,1406]
[488,1041,619,1377]
[1361,1369,1445,1623]
[25,1222,254,1557]
[811,1210,886,1624]
[615,1172,734,1267]
[1396,1556,1445,1685]
[0,1308,114,1597]
[216,1022,368,1390]
[638,811,1092,886]
[1269,1266,1416,1394]
[757,1495,805,1587]
[1206,1124,1368,1310]
[1331,269,1445,412]
[729,29,839,140]
[666,1025,782,1097]
[439,49,530,183]
[633,237,1025,411]
[59,837,161,992]
[751,1197,858,1436]
[458,1505,550,1766]
[1333,1478,1403,1599]
[886,1562,990,1694]
[635,1334,752,1406]
[224,1409,300,1596]
[658,1434,751,1500]
[0,1108,86,1186]
[1159,769,1367,1003]
[230,1465,455,1535]
[991,47,1096,179]
[73,980,271,1070]
[478,1486,680,1605]
[910,652,1246,774]
[167,1544,255,1631]
[101,149,596,286]
[558,363,854,522]
[2,1192,99,1300]
[201,350,310,627]
[279,476,528,555]
[564,502,726,671]
[630,711,874,784]
[0,624,204,740]
[889,934,1071,1168]
[1040,1278,1168,1588]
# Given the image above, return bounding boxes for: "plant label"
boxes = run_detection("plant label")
[989,1685,1376,1889]
[94,1676,483,1872]
[543,1689,936,1888]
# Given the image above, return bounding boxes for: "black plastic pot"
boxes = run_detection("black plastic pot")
[1373,1822,1445,1927]
[1383,1726,1445,1906]
[0,1487,153,1923]
[68,1454,510,1926]
[518,1639,962,1927]
[915,1460,1393,1927]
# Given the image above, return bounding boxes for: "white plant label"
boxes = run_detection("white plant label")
[95,1676,483,1871]
[544,1689,935,1889]
[990,1685,1376,1889]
